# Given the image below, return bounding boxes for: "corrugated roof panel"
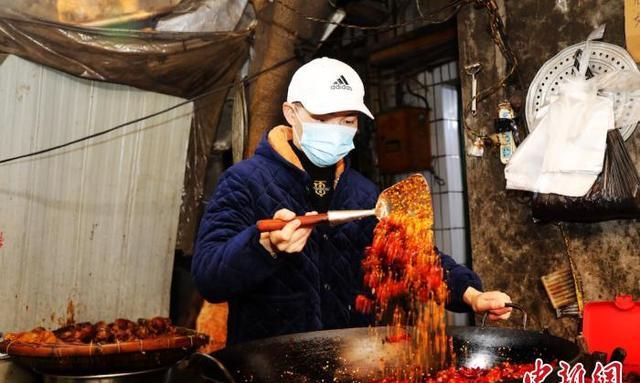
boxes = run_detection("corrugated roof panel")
[0,55,193,330]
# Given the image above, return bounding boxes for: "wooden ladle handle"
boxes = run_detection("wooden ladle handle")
[257,213,329,232]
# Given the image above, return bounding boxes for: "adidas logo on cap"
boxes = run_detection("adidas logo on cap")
[330,75,352,91]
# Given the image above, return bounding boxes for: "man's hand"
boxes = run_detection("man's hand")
[259,209,316,256]
[463,287,512,321]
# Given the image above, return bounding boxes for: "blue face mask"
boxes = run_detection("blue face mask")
[297,121,356,167]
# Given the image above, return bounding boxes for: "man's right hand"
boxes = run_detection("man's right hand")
[259,209,316,256]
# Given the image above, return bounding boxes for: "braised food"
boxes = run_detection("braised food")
[3,317,177,345]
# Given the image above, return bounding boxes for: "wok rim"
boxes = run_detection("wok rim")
[207,326,582,383]
[216,325,580,350]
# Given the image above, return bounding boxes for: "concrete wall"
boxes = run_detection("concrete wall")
[457,0,639,339]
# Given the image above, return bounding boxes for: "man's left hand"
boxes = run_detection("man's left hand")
[463,287,512,321]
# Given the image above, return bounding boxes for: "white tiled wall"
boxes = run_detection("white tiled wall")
[370,61,471,325]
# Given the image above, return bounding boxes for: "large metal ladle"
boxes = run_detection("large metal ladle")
[256,173,431,232]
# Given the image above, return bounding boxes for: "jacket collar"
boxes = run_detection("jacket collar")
[259,125,346,179]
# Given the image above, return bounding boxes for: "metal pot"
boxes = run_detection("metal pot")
[0,352,39,383]
[197,306,580,383]
[41,367,170,383]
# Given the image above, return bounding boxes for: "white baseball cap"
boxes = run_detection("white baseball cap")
[287,57,374,119]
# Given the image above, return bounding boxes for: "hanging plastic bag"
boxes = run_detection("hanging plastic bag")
[505,26,613,197]
[594,69,640,130]
[531,128,640,223]
[538,78,614,196]
[529,68,640,222]
[505,77,615,197]
[506,25,640,222]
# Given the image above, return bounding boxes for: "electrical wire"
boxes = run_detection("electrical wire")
[0,55,297,165]
[416,0,424,17]
[253,0,465,49]
[268,0,520,142]
[2,0,520,163]
[404,77,430,110]
[255,14,301,42]
[461,0,520,140]
[274,0,471,31]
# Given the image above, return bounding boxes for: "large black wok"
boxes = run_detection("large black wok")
[191,316,580,383]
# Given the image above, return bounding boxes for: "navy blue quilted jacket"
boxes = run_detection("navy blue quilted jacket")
[192,126,482,345]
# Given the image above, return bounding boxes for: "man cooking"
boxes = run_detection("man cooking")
[192,57,512,345]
